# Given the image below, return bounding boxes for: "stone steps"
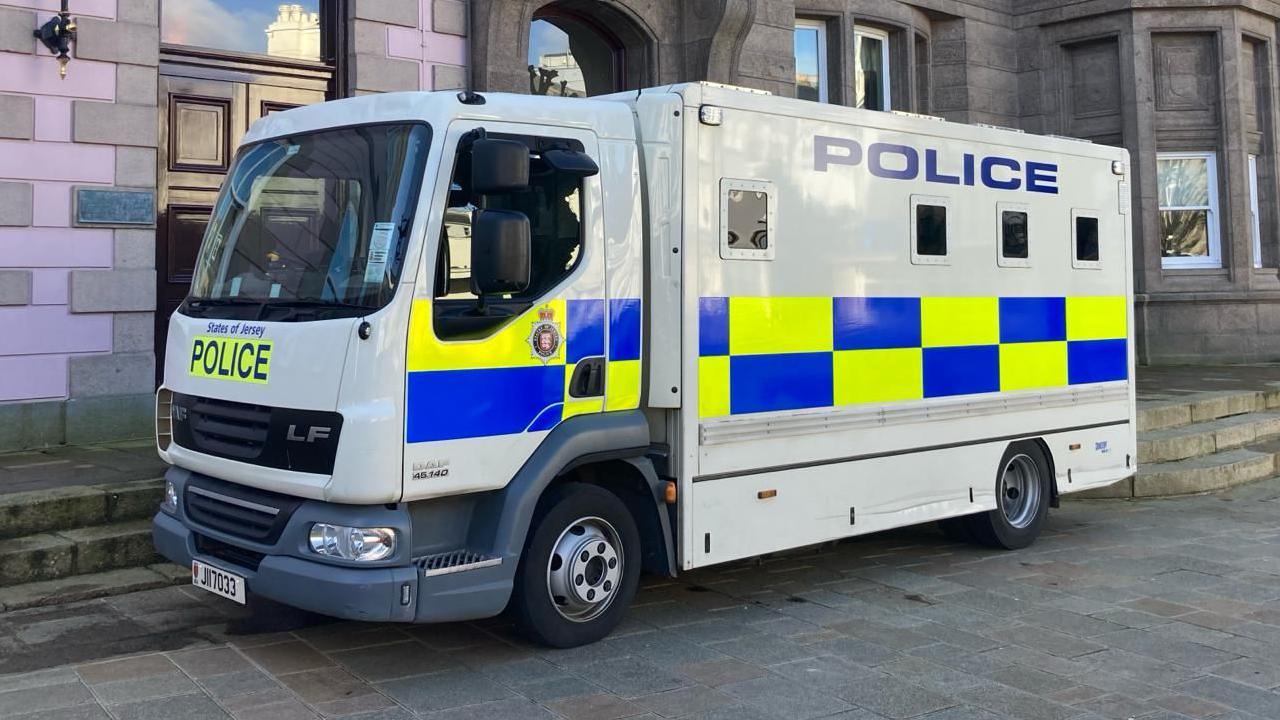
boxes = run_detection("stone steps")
[1138,411,1280,464]
[0,519,162,587]
[0,564,187,612]
[1089,387,1280,499]
[0,478,167,599]
[0,478,162,540]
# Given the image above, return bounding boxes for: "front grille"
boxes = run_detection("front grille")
[183,477,300,544]
[188,397,271,460]
[195,533,265,572]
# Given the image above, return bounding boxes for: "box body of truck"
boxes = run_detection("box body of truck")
[153,83,1135,645]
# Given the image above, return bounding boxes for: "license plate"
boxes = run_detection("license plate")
[192,560,246,604]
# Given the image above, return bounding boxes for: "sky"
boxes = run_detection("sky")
[528,19,571,66]
[161,0,319,55]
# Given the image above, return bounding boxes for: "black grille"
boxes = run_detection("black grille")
[170,392,343,475]
[183,476,300,544]
[195,533,266,571]
[188,397,271,460]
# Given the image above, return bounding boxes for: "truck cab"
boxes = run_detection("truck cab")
[155,89,671,647]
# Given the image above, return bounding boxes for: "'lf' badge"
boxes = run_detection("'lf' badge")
[528,307,561,364]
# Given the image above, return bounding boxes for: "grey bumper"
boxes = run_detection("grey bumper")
[152,467,514,624]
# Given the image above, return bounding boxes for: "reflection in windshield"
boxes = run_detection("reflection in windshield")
[187,123,431,318]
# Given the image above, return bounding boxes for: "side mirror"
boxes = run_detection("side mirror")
[471,139,529,194]
[471,209,530,296]
[543,148,599,178]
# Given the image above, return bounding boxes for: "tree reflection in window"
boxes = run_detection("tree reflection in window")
[528,12,621,97]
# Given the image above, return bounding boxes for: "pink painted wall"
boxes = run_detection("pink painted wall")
[0,0,119,403]
[385,0,468,91]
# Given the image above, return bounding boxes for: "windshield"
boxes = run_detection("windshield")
[184,122,431,321]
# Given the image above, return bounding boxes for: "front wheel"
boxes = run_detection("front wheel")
[511,483,641,647]
[965,441,1051,550]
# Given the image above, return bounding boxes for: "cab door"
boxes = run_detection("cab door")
[402,121,609,501]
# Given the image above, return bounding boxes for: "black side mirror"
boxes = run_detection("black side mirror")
[543,148,599,178]
[471,139,529,194]
[471,209,530,296]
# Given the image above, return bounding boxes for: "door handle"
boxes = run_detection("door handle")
[569,357,605,398]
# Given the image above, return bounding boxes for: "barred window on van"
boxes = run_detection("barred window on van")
[720,179,776,260]
[910,195,950,266]
[1074,212,1101,269]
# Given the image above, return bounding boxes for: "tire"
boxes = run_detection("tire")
[964,441,1051,550]
[511,482,642,648]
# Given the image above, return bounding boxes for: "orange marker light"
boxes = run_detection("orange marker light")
[664,481,677,504]
[757,489,777,500]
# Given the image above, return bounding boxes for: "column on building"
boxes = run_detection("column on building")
[0,0,159,451]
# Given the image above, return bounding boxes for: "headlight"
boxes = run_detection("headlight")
[161,481,179,514]
[308,523,396,562]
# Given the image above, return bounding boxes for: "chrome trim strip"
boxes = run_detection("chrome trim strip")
[420,557,502,578]
[187,486,280,516]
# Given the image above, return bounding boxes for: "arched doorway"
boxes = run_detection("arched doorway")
[519,0,654,97]
[528,8,625,97]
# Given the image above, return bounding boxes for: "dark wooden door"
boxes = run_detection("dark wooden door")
[154,68,326,380]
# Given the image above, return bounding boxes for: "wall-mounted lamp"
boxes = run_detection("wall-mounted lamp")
[34,0,77,79]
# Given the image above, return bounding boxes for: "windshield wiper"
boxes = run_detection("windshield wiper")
[184,297,267,317]
[255,298,380,321]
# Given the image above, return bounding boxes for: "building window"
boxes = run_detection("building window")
[1250,154,1263,269]
[162,1,322,61]
[795,19,829,103]
[1157,152,1221,268]
[528,10,622,97]
[855,26,891,111]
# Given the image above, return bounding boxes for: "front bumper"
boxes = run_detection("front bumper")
[152,467,514,623]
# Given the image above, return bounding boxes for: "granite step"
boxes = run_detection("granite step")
[0,519,160,587]
[0,564,187,612]
[1137,389,1280,432]
[0,479,162,541]
[1138,411,1280,464]
[1087,444,1280,499]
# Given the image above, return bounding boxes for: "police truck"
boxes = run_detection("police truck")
[153,82,1135,647]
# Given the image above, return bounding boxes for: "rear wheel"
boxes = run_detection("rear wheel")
[512,483,641,647]
[965,441,1051,550]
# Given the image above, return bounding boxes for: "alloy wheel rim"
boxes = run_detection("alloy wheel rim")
[999,454,1041,529]
[546,516,623,622]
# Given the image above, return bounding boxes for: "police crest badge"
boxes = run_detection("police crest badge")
[528,307,561,363]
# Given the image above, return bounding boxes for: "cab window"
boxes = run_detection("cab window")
[433,134,585,339]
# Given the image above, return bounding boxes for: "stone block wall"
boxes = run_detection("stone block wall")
[351,0,468,94]
[0,0,158,451]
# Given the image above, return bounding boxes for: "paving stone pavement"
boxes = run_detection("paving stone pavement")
[5,477,1280,720]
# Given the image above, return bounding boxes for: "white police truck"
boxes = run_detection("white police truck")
[154,82,1135,647]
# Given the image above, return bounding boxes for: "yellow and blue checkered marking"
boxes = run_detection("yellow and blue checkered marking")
[406,297,641,442]
[699,295,1127,418]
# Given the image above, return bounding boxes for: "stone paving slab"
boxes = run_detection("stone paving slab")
[0,478,1280,718]
[0,440,165,496]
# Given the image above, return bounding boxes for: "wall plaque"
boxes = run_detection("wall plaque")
[74,187,156,227]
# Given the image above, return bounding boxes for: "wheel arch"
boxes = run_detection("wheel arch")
[1027,436,1060,508]
[478,411,675,577]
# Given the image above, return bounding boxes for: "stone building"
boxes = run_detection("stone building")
[0,0,1275,451]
